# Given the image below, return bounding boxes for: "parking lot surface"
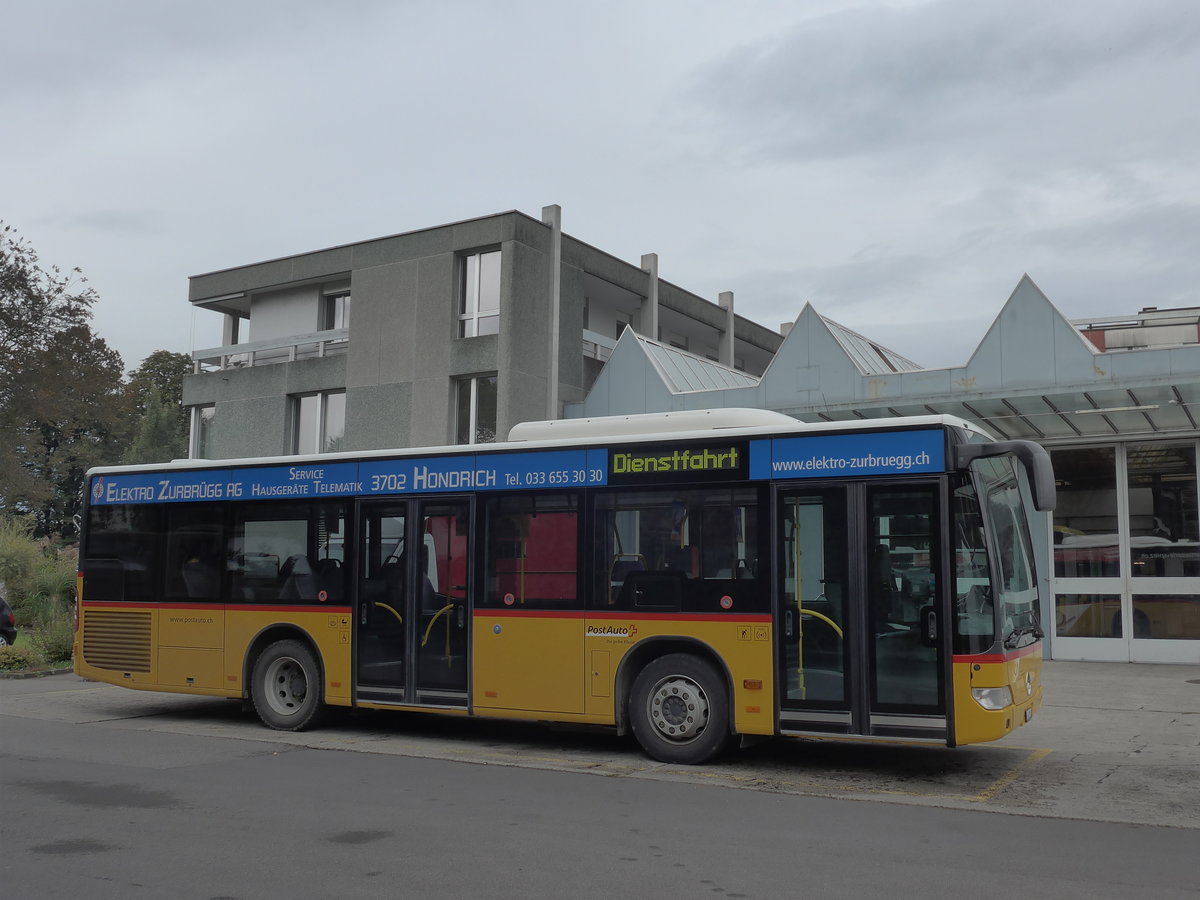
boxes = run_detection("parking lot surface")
[3,659,1198,828]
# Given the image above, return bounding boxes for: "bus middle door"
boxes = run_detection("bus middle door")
[355,499,470,707]
[777,482,947,740]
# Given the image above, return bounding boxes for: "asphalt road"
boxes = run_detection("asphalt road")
[2,663,1199,899]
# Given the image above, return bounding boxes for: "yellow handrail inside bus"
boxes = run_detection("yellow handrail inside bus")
[374,602,403,624]
[800,608,844,639]
[421,601,456,667]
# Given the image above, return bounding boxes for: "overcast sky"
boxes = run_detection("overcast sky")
[4,0,1198,373]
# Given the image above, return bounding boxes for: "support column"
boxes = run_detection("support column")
[641,253,659,340]
[718,291,735,367]
[222,312,240,346]
[542,204,563,419]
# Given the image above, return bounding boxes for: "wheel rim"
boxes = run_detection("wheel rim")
[263,656,308,717]
[645,674,710,744]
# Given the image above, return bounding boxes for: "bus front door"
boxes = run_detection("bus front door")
[778,483,947,741]
[355,499,470,707]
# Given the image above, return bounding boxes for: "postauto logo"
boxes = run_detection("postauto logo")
[586,623,639,637]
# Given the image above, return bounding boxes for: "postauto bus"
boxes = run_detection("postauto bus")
[75,409,1054,764]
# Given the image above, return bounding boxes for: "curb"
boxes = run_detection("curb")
[0,666,74,680]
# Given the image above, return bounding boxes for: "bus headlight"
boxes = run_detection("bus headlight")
[971,686,1013,710]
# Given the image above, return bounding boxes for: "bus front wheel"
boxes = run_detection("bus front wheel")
[250,639,324,731]
[629,653,731,765]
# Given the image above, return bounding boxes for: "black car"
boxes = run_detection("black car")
[0,597,16,646]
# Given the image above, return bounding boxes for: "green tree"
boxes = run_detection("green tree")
[123,386,187,464]
[126,349,191,417]
[1,223,128,536]
[1,223,100,514]
[0,222,96,382]
[18,325,130,535]
[123,350,191,463]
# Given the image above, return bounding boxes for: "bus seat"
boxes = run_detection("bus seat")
[620,570,684,610]
[182,559,219,599]
[314,558,343,601]
[608,554,646,605]
[278,554,317,601]
[664,545,699,577]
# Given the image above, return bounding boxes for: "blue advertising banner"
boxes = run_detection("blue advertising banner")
[749,429,945,480]
[90,449,610,505]
[88,430,947,505]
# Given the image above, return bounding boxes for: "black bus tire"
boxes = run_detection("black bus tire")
[629,653,731,765]
[251,639,324,731]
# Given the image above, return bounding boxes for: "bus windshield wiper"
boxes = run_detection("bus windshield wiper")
[1003,623,1044,649]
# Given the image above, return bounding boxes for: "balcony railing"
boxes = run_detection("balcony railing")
[194,328,614,373]
[582,328,616,362]
[192,329,349,373]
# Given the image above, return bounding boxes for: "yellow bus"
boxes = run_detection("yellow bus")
[75,409,1054,764]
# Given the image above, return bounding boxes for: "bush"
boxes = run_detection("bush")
[0,519,77,627]
[33,549,77,604]
[0,517,77,671]
[0,517,39,607]
[32,610,75,665]
[26,549,78,626]
[0,644,43,672]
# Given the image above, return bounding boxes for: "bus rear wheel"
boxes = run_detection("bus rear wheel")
[630,653,731,765]
[251,639,324,731]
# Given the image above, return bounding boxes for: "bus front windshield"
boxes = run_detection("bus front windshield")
[953,457,1042,654]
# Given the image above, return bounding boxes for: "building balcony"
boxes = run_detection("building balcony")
[192,329,349,373]
[582,328,617,362]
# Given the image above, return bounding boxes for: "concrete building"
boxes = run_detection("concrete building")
[572,277,1200,664]
[183,205,1199,666]
[183,206,782,459]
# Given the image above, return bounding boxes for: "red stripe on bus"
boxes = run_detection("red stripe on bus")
[81,600,352,614]
[475,609,586,619]
[475,609,771,623]
[84,599,768,624]
[953,643,1043,664]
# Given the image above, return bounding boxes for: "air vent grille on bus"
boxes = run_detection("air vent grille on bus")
[82,609,152,672]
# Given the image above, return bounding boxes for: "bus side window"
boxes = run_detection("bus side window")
[482,493,580,610]
[163,503,225,602]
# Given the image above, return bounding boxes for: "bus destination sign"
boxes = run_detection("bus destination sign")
[607,442,750,485]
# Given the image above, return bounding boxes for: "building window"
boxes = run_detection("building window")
[616,311,633,341]
[292,390,346,455]
[322,290,351,331]
[456,375,498,444]
[459,250,500,337]
[1051,446,1119,578]
[1126,443,1199,578]
[191,405,215,458]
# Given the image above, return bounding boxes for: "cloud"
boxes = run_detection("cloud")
[689,0,1200,168]
[3,0,1198,375]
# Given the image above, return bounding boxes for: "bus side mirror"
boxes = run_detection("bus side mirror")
[954,441,1057,512]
